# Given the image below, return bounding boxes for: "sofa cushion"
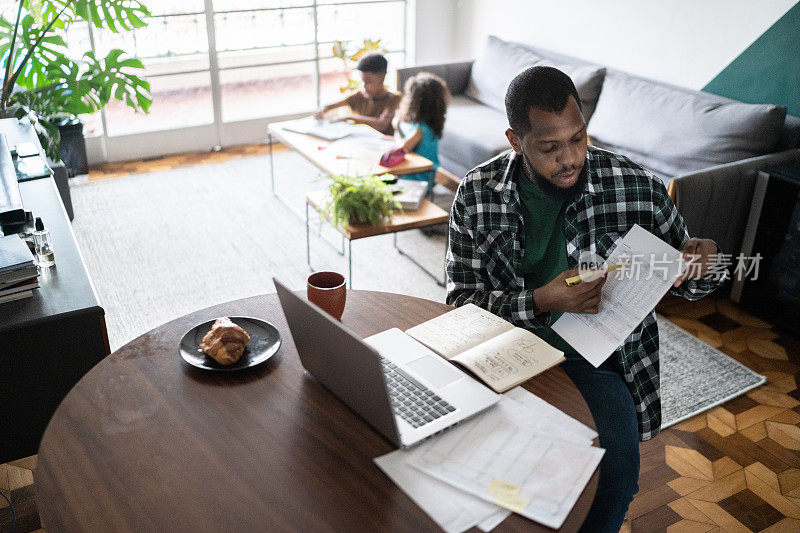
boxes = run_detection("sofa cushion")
[439,95,511,178]
[465,35,606,122]
[588,71,788,178]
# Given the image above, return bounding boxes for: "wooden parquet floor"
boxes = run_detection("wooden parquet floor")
[2,147,799,531]
[622,294,800,532]
[86,142,283,181]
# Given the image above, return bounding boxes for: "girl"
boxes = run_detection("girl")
[393,72,450,190]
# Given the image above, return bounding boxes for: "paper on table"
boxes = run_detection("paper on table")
[373,389,592,533]
[504,387,597,444]
[406,303,516,359]
[450,328,565,393]
[281,116,355,140]
[328,135,396,155]
[374,450,504,533]
[477,509,510,532]
[407,399,604,529]
[551,224,687,367]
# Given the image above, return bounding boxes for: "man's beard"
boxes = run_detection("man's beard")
[521,153,588,202]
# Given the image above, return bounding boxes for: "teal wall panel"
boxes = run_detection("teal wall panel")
[703,2,800,117]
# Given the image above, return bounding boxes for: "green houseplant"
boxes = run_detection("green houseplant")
[0,0,152,160]
[325,173,401,227]
[331,38,386,94]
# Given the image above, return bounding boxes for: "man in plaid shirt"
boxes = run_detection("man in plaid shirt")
[446,66,723,532]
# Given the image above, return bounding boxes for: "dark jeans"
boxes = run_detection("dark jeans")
[561,356,640,533]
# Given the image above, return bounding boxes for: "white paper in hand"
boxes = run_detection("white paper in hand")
[552,224,686,367]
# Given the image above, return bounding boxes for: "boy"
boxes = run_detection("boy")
[314,52,401,135]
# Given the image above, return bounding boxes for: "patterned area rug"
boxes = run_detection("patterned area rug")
[659,315,766,429]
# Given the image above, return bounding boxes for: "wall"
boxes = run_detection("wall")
[703,3,800,116]
[450,0,798,103]
[411,0,458,65]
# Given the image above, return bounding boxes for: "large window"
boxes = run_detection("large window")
[64,0,408,148]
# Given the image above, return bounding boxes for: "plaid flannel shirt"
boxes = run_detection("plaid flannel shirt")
[446,146,724,440]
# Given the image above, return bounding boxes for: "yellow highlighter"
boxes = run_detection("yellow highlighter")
[565,262,626,286]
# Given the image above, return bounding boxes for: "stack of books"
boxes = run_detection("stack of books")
[0,234,39,304]
[391,178,430,211]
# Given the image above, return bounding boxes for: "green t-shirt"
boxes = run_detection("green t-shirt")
[516,173,577,356]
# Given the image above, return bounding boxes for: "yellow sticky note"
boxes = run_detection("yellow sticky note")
[488,478,521,498]
[494,493,531,514]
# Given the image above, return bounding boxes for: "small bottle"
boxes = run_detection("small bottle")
[33,217,55,267]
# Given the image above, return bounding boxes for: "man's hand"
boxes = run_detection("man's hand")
[533,269,606,314]
[674,238,718,287]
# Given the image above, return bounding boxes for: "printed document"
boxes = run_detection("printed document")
[552,224,686,367]
[407,400,604,529]
[374,451,504,533]
[373,389,598,532]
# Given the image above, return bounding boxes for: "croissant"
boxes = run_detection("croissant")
[200,317,251,365]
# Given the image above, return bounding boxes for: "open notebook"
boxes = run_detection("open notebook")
[406,304,565,393]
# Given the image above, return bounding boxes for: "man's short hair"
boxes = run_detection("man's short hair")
[356,52,388,74]
[505,66,582,135]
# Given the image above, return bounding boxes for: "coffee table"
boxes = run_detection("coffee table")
[306,190,449,287]
[36,291,598,532]
[267,120,434,216]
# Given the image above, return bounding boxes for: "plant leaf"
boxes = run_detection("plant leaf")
[47,1,151,32]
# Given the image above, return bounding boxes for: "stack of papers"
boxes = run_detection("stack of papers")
[374,388,603,532]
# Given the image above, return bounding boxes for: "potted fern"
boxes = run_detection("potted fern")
[325,173,401,227]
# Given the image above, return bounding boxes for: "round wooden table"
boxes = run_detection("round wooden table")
[36,291,598,532]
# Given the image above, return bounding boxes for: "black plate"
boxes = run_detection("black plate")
[179,316,281,371]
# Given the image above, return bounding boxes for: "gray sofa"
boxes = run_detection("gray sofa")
[397,36,800,259]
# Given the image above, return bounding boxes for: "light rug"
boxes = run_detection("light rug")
[659,315,766,429]
[69,152,446,351]
[69,152,764,425]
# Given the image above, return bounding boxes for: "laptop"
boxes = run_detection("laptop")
[274,279,499,448]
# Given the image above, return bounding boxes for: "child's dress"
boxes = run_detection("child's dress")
[397,121,439,189]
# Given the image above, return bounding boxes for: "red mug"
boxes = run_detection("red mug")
[307,271,346,320]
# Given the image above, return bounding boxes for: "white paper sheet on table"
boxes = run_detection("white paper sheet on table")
[375,450,506,533]
[477,509,512,532]
[281,116,355,140]
[328,134,396,154]
[406,400,604,529]
[504,387,597,444]
[552,224,687,367]
[374,390,601,532]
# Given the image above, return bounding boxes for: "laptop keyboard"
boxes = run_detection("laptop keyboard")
[380,356,456,428]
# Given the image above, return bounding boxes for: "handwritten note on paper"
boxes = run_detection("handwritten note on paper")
[552,224,687,367]
[450,328,565,393]
[406,303,515,359]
